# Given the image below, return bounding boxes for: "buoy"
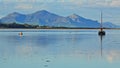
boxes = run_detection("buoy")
[19,32,23,36]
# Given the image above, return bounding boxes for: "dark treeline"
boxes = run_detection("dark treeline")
[0,22,117,29]
[0,22,39,28]
[0,22,74,29]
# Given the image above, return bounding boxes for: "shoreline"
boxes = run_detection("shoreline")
[0,28,120,30]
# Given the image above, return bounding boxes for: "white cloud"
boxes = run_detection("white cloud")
[15,4,33,10]
[62,0,120,8]
[86,0,120,7]
[61,0,84,7]
[1,0,60,3]
[79,0,109,7]
[110,0,120,7]
[61,0,65,2]
[0,15,4,18]
[1,0,120,8]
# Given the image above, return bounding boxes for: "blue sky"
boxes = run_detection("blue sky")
[0,0,120,25]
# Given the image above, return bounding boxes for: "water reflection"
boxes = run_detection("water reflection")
[0,30,120,68]
[99,34,104,57]
[98,33,120,63]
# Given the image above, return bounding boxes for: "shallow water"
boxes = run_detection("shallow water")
[0,29,120,68]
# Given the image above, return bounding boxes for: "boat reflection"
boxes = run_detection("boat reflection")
[99,34,105,57]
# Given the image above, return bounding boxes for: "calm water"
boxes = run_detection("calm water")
[0,29,120,68]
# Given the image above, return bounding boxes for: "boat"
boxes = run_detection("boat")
[98,11,105,36]
[98,29,105,35]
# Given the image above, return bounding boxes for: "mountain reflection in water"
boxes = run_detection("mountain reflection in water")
[0,29,120,68]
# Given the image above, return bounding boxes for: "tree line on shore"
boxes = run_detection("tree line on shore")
[0,22,71,29]
[0,22,112,29]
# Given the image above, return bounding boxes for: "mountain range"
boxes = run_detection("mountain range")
[0,10,118,28]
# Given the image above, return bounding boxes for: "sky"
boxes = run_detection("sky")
[0,0,120,25]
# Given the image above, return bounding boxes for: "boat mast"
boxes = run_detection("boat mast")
[100,11,103,31]
[98,11,105,35]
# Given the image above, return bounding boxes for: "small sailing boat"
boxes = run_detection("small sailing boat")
[98,11,105,36]
[98,28,105,35]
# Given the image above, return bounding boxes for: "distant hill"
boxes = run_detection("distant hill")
[0,10,119,28]
[103,22,119,28]
[67,14,100,28]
